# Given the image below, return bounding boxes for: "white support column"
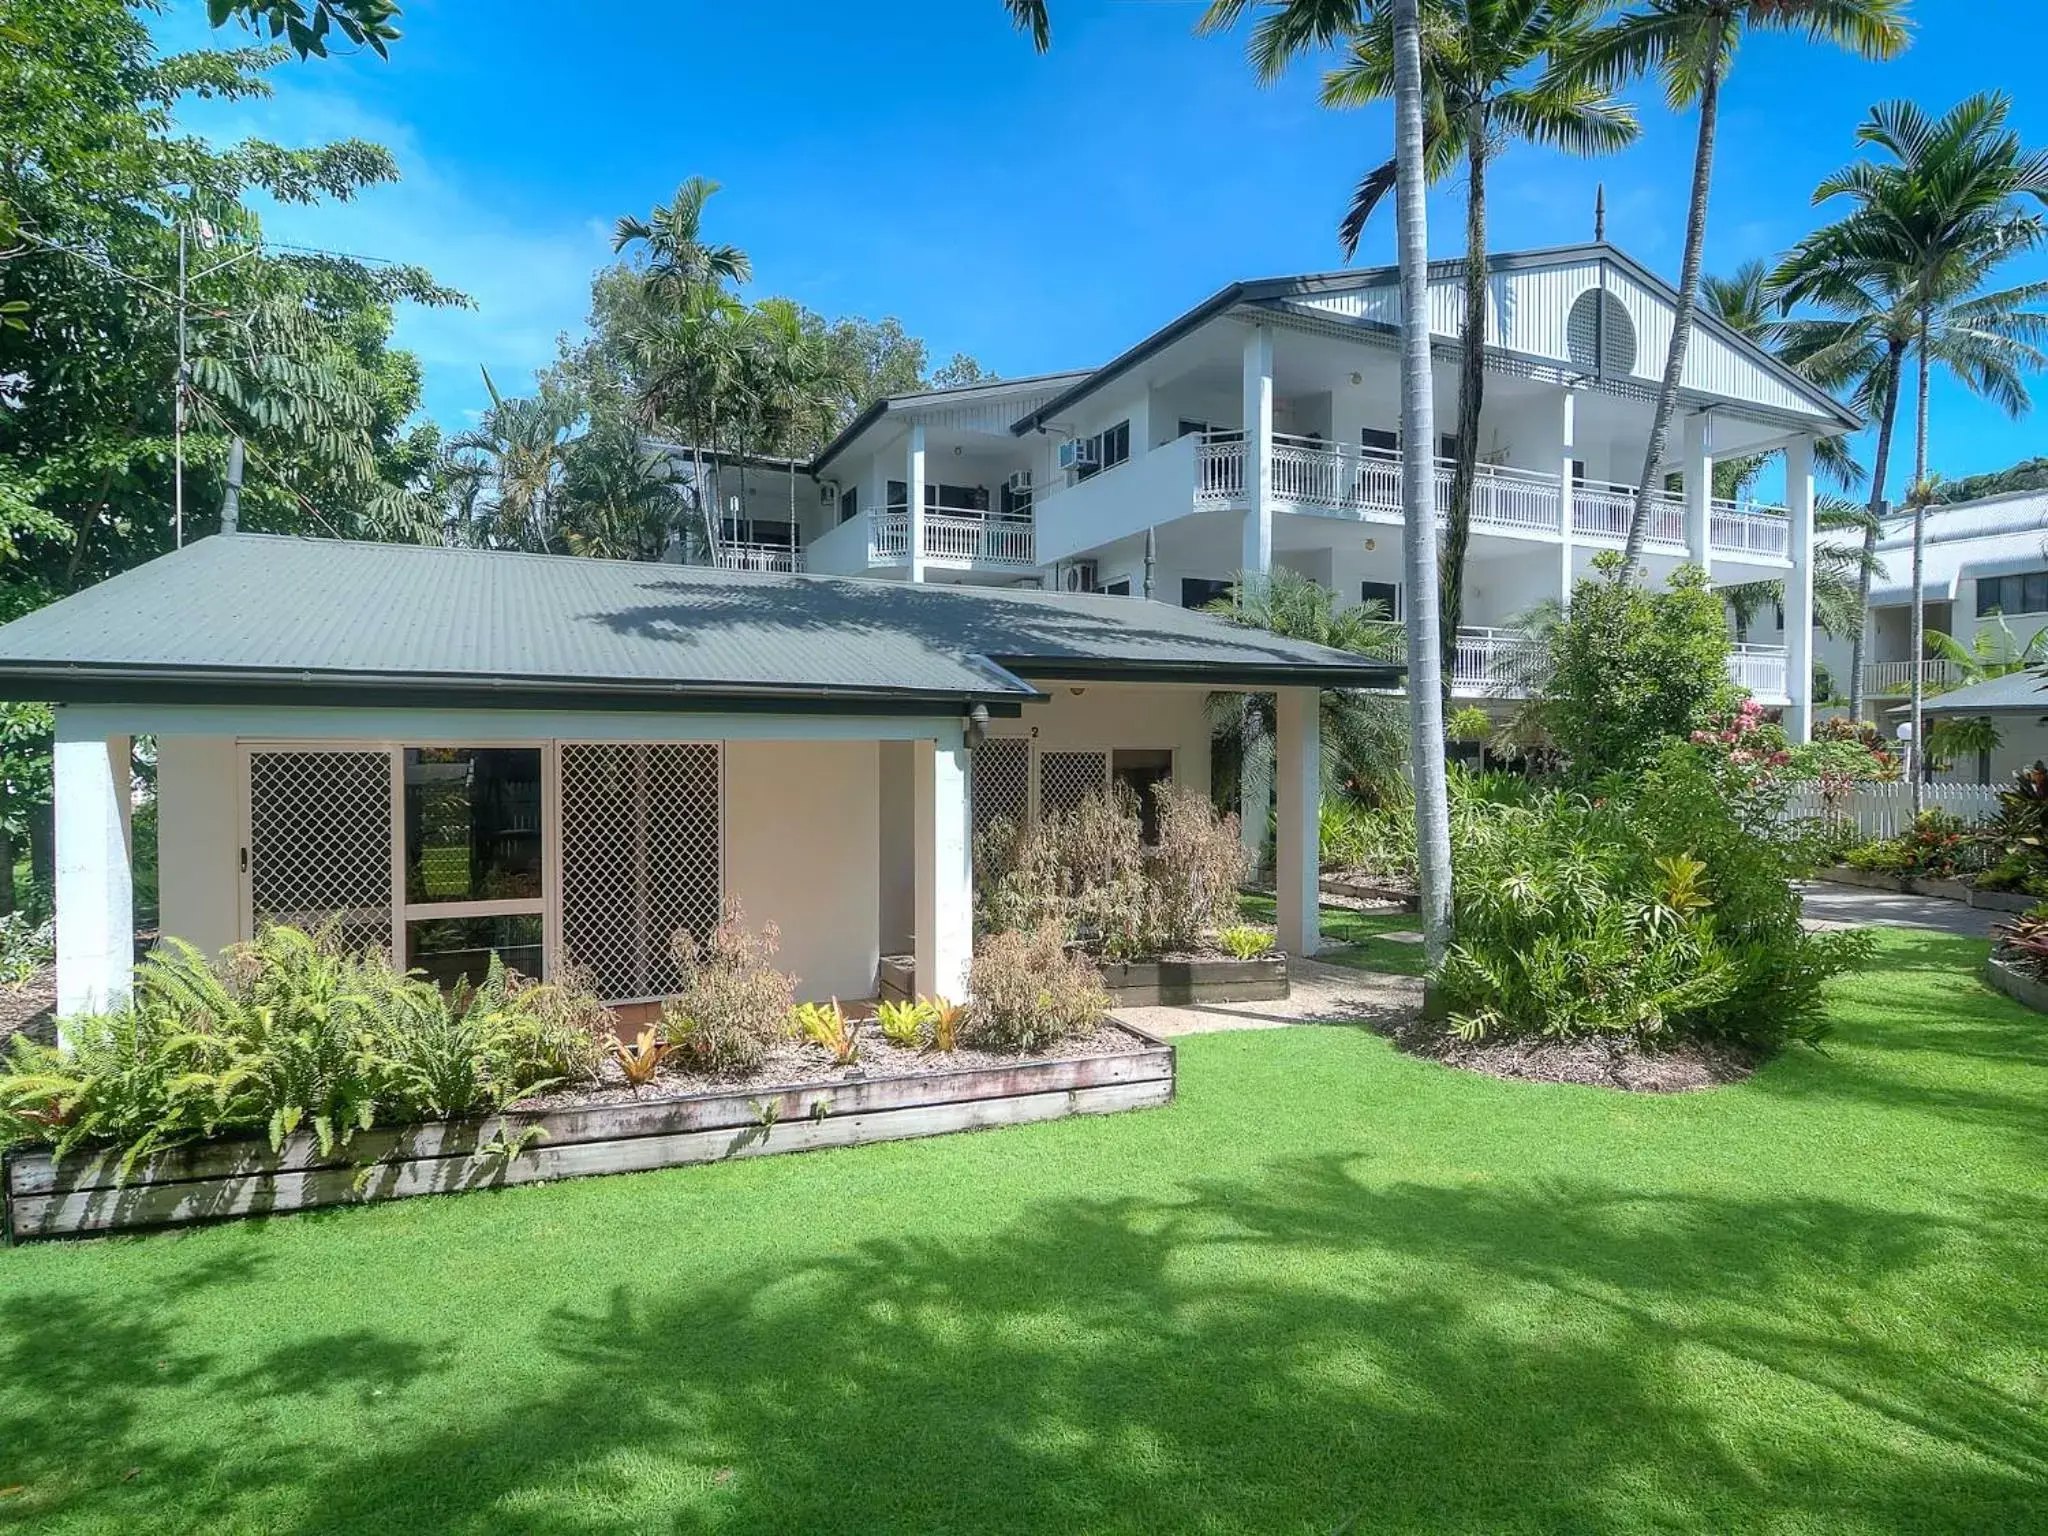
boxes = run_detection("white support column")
[906,423,928,584]
[55,727,133,1033]
[1275,686,1320,958]
[1241,324,1274,583]
[912,733,972,1003]
[1785,435,1818,743]
[1557,388,1578,610]
[1239,700,1270,869]
[1683,410,1713,580]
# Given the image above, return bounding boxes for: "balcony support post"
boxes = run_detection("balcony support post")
[907,422,928,583]
[1785,435,1817,743]
[1275,687,1320,959]
[1241,324,1274,582]
[1683,411,1713,580]
[1557,389,1578,610]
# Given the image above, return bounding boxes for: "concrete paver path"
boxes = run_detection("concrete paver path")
[1796,882,2004,938]
[1114,957,1422,1039]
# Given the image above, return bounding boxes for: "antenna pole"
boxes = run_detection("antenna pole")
[174,220,186,548]
[1595,184,1607,244]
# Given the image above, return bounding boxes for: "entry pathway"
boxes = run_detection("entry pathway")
[1796,882,2004,938]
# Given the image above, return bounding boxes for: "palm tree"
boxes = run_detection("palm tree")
[556,417,689,562]
[615,178,752,559]
[1205,570,1408,819]
[444,370,578,552]
[1774,94,2048,810]
[612,177,751,298]
[1303,1,1635,699]
[1006,0,1051,49]
[1565,0,1911,575]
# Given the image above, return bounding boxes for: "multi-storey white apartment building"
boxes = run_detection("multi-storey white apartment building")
[696,242,1860,741]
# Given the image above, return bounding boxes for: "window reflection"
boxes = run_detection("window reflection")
[403,748,543,904]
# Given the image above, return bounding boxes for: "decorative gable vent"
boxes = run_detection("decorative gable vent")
[1566,288,1637,377]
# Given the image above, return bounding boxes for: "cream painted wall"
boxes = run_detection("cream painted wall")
[156,735,241,956]
[724,738,881,1004]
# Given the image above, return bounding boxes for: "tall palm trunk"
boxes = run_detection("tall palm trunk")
[1622,54,1722,575]
[1393,0,1453,967]
[1908,303,1931,815]
[1846,340,1906,721]
[1442,118,1490,706]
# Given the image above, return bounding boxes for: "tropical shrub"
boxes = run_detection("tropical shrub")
[0,928,613,1172]
[793,999,861,1065]
[1149,782,1249,951]
[1437,744,1870,1050]
[660,903,797,1077]
[976,785,1250,957]
[1993,906,2048,978]
[0,913,54,987]
[963,923,1111,1055]
[1843,811,1975,880]
[875,997,936,1049]
[925,996,965,1054]
[1543,554,1740,776]
[1217,925,1276,960]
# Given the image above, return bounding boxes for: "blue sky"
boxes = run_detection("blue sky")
[158,0,2047,497]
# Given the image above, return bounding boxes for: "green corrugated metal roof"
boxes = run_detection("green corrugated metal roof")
[0,535,1400,712]
[1890,669,2048,716]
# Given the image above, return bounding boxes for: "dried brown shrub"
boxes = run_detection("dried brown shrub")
[963,922,1111,1055]
[660,902,797,1077]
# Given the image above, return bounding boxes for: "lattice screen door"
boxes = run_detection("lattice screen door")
[243,747,396,954]
[1037,750,1111,819]
[558,743,723,1001]
[971,737,1030,837]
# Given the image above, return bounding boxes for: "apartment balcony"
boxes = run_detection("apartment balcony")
[1405,628,1791,703]
[1187,435,1788,561]
[1861,658,1963,696]
[867,510,1036,570]
[714,543,805,574]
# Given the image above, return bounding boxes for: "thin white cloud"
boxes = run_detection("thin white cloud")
[169,77,607,426]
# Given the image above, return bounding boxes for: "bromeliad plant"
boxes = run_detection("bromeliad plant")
[793,1000,861,1065]
[875,997,936,1049]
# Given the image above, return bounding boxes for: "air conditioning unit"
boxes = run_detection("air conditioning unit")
[1005,469,1032,495]
[1057,438,1097,474]
[1060,560,1098,594]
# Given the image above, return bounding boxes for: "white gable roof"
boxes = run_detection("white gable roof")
[1857,489,2048,606]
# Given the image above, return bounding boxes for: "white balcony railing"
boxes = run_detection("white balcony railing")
[1186,437,1782,559]
[715,543,804,574]
[1572,481,1688,548]
[1711,499,1791,559]
[1861,658,1963,695]
[1452,627,1544,696]
[868,510,1035,569]
[1729,643,1791,700]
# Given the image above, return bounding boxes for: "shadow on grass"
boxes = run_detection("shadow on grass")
[8,1160,2039,1533]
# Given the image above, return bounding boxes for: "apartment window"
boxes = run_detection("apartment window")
[838,486,858,524]
[927,482,990,513]
[1182,577,1234,611]
[1360,581,1402,621]
[1100,577,1132,597]
[999,479,1033,520]
[1977,572,2048,617]
[886,479,908,513]
[1078,419,1132,481]
[1177,419,1209,440]
[1361,427,1399,455]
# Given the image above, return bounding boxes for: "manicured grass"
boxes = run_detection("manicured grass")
[3,930,2045,1533]
[1241,891,1428,975]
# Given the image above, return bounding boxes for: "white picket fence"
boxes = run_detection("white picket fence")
[1782,780,2003,841]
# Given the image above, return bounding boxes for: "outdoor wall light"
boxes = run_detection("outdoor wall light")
[966,703,991,747]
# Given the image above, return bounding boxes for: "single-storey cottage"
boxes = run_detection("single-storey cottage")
[0,534,1398,1023]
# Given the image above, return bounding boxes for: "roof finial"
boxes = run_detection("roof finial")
[1595,183,1607,244]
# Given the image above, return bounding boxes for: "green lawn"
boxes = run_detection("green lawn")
[2,930,2045,1533]
[1241,892,1429,976]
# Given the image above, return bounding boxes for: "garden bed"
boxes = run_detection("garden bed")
[1817,867,2037,911]
[3,1022,1175,1242]
[1318,871,1418,909]
[1098,952,1289,1006]
[1373,1014,1759,1093]
[1982,954,2048,1013]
